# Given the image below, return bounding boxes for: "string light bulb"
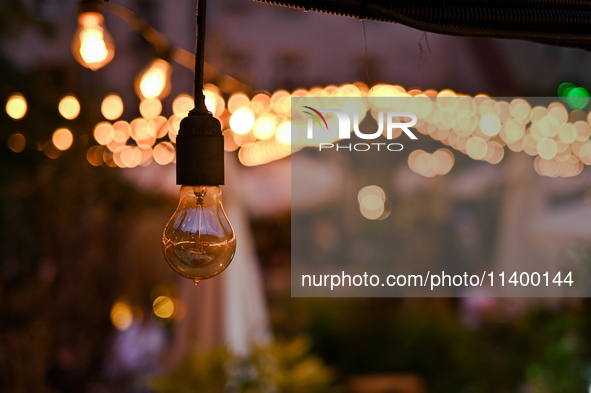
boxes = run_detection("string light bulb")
[163,186,236,284]
[162,0,236,284]
[71,5,115,71]
[134,58,172,100]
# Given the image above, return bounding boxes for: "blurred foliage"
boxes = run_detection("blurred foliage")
[0,24,172,392]
[277,298,591,393]
[151,336,337,393]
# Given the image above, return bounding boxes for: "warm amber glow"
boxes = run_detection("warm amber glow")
[275,122,291,145]
[153,142,175,165]
[58,95,80,120]
[230,108,255,134]
[72,12,115,71]
[238,139,291,166]
[575,121,591,141]
[479,114,501,136]
[466,136,488,160]
[167,115,181,143]
[539,116,559,137]
[253,115,276,140]
[87,145,104,166]
[251,93,271,115]
[135,58,172,100]
[172,94,193,116]
[358,186,386,220]
[139,98,162,119]
[150,117,169,138]
[120,146,142,168]
[228,92,250,114]
[271,90,290,115]
[101,94,124,120]
[44,141,62,159]
[433,148,455,174]
[80,82,591,175]
[111,301,133,331]
[52,128,74,151]
[204,84,226,117]
[503,120,525,143]
[203,90,218,115]
[138,146,154,166]
[360,199,384,220]
[415,152,439,177]
[358,185,386,204]
[537,137,558,160]
[112,121,130,143]
[223,130,239,152]
[6,93,27,120]
[7,133,26,152]
[94,122,113,145]
[153,296,174,319]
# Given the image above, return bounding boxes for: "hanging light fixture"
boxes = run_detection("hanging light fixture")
[162,0,236,285]
[134,57,172,100]
[71,0,115,71]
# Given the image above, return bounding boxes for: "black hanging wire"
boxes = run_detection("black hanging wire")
[193,0,208,115]
[175,0,225,186]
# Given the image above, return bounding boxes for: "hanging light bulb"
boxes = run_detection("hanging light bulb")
[134,58,172,101]
[162,0,235,285]
[71,4,115,71]
[163,186,236,284]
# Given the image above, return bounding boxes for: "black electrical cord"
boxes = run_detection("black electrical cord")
[175,0,225,187]
[193,0,208,115]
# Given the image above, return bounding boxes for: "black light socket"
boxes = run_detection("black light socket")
[175,112,224,186]
[78,0,103,13]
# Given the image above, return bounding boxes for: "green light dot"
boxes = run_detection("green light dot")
[566,87,590,110]
[558,82,575,97]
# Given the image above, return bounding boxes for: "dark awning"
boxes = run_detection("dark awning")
[253,0,591,50]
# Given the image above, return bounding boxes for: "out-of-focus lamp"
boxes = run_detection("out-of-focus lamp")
[162,0,236,285]
[71,0,115,71]
[134,57,172,100]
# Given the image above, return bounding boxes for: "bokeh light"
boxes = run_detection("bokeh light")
[358,185,386,220]
[6,93,27,120]
[52,128,74,151]
[228,92,250,114]
[153,295,174,319]
[101,94,124,120]
[230,108,255,135]
[135,58,171,100]
[94,122,114,145]
[58,95,81,120]
[110,300,133,331]
[139,98,162,119]
[172,94,193,116]
[87,145,104,166]
[7,133,26,152]
[537,137,558,160]
[466,136,488,160]
[479,114,501,137]
[72,12,115,71]
[253,116,276,140]
[153,142,175,165]
[275,122,291,145]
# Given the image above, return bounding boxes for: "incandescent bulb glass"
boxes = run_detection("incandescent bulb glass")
[135,58,172,101]
[162,185,236,284]
[71,12,115,71]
